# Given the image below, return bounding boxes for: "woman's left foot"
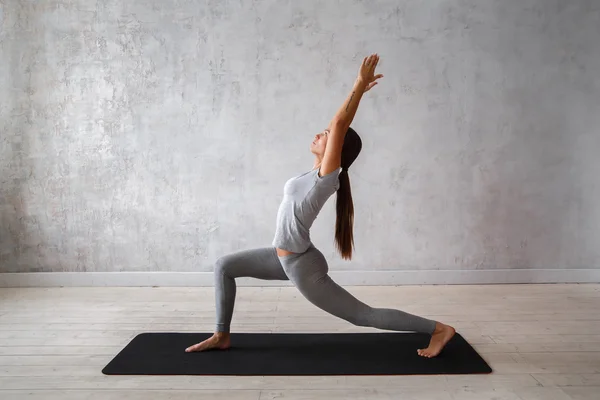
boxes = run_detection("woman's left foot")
[417,322,456,358]
[185,332,230,352]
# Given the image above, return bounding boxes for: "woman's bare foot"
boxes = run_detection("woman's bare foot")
[417,322,456,358]
[185,332,231,352]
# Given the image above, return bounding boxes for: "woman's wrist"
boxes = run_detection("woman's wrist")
[355,77,368,89]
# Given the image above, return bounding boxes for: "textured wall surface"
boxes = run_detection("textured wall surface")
[1,0,599,274]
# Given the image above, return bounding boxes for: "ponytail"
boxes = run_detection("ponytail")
[335,126,362,260]
[335,168,354,260]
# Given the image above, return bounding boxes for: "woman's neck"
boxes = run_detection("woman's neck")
[313,156,323,171]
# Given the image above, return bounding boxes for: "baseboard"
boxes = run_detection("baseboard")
[0,269,598,287]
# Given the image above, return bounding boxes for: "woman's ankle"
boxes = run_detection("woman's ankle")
[433,321,454,333]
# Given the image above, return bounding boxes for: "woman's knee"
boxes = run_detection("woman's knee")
[214,255,231,277]
[344,311,371,327]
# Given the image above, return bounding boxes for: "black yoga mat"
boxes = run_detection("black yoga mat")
[102,332,492,376]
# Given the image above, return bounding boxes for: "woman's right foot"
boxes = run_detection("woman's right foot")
[417,322,455,358]
[185,333,231,352]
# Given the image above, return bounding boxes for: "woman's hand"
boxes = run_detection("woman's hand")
[358,53,383,92]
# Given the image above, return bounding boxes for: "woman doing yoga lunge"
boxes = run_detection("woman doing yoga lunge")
[186,54,455,358]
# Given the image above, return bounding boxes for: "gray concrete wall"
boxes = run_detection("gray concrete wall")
[1,0,599,276]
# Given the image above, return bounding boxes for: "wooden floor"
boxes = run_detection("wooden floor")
[0,284,599,399]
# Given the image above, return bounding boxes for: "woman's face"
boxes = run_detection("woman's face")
[310,128,329,156]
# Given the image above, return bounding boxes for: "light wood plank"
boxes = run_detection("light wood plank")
[476,321,600,335]
[0,366,101,377]
[448,387,573,400]
[0,346,122,356]
[443,374,542,390]
[0,338,133,346]
[502,387,574,400]
[0,390,261,400]
[0,317,272,324]
[0,322,318,331]
[260,388,452,399]
[560,387,600,400]
[0,355,112,366]
[0,330,137,339]
[512,352,600,364]
[0,376,447,390]
[490,335,600,344]
[531,374,600,387]
[473,342,600,353]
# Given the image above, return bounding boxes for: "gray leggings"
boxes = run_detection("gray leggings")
[214,245,437,334]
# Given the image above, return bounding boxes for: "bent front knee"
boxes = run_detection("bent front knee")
[214,256,229,277]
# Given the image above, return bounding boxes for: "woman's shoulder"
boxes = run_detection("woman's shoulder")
[315,167,342,184]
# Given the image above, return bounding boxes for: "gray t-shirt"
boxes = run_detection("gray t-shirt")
[272,167,342,253]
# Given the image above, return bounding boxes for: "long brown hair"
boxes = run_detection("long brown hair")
[335,127,362,260]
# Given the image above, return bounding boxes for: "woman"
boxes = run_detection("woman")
[186,54,455,358]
